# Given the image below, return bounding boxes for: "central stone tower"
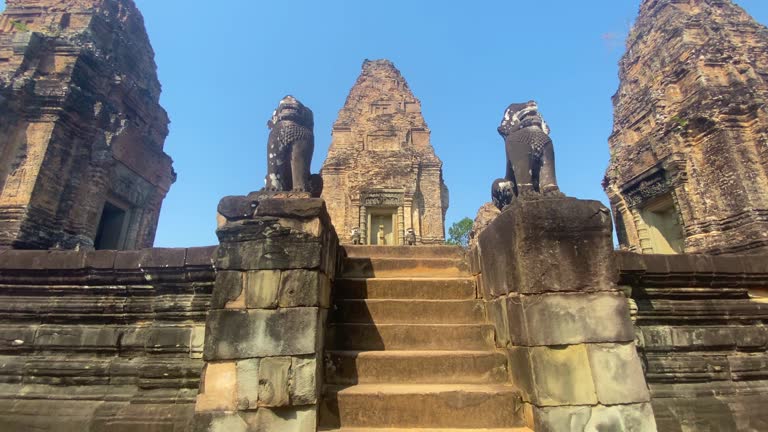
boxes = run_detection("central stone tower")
[321,59,448,245]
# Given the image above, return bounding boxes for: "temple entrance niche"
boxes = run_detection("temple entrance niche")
[639,194,685,254]
[369,209,397,245]
[609,163,688,255]
[359,189,406,246]
[94,200,130,250]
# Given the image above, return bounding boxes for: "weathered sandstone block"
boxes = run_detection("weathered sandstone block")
[506,292,635,346]
[534,403,657,432]
[478,197,616,296]
[203,308,321,360]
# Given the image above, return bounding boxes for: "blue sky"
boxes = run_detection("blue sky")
[2,1,768,247]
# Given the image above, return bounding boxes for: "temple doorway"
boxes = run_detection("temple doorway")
[94,201,129,250]
[639,195,685,254]
[369,209,397,245]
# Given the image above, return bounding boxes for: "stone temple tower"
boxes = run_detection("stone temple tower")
[321,59,449,245]
[604,0,768,255]
[0,0,175,250]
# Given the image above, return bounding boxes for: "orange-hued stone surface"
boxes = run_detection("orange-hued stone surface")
[321,59,448,245]
[321,245,527,430]
[0,0,174,250]
[604,0,768,254]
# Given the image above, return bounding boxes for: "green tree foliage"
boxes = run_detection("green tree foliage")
[11,21,30,32]
[446,217,473,248]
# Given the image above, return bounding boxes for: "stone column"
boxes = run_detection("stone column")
[359,205,367,245]
[473,197,657,431]
[194,197,339,432]
[412,198,424,244]
[397,205,405,245]
[631,208,654,254]
[403,195,413,236]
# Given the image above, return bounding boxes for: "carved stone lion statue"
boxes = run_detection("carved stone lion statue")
[264,95,322,196]
[405,228,417,246]
[492,100,560,209]
[351,227,362,245]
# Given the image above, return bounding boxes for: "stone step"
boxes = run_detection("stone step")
[327,323,495,351]
[332,299,486,324]
[342,257,470,278]
[320,384,526,429]
[343,245,466,259]
[334,277,476,300]
[325,350,509,385]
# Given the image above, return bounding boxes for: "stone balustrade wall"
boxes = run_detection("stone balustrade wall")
[471,197,657,431]
[194,197,340,432]
[0,246,217,431]
[618,252,768,431]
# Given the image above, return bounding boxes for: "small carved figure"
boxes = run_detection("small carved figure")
[405,228,416,245]
[351,227,361,245]
[377,225,386,245]
[493,101,560,209]
[264,95,323,196]
[491,179,514,211]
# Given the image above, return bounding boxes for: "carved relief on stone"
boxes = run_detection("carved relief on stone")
[404,102,420,113]
[409,128,430,147]
[619,156,688,210]
[370,101,396,116]
[622,171,671,209]
[361,191,404,207]
[332,127,355,149]
[366,130,400,151]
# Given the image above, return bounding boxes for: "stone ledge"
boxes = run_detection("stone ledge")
[0,247,217,271]
[639,325,768,352]
[219,195,330,223]
[0,399,195,432]
[0,323,207,355]
[616,251,768,287]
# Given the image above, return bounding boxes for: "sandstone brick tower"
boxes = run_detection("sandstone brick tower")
[0,0,175,250]
[321,59,449,245]
[604,0,768,255]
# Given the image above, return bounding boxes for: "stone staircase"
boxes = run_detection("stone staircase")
[319,245,531,431]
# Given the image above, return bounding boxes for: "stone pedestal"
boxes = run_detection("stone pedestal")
[194,197,339,432]
[473,197,657,431]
